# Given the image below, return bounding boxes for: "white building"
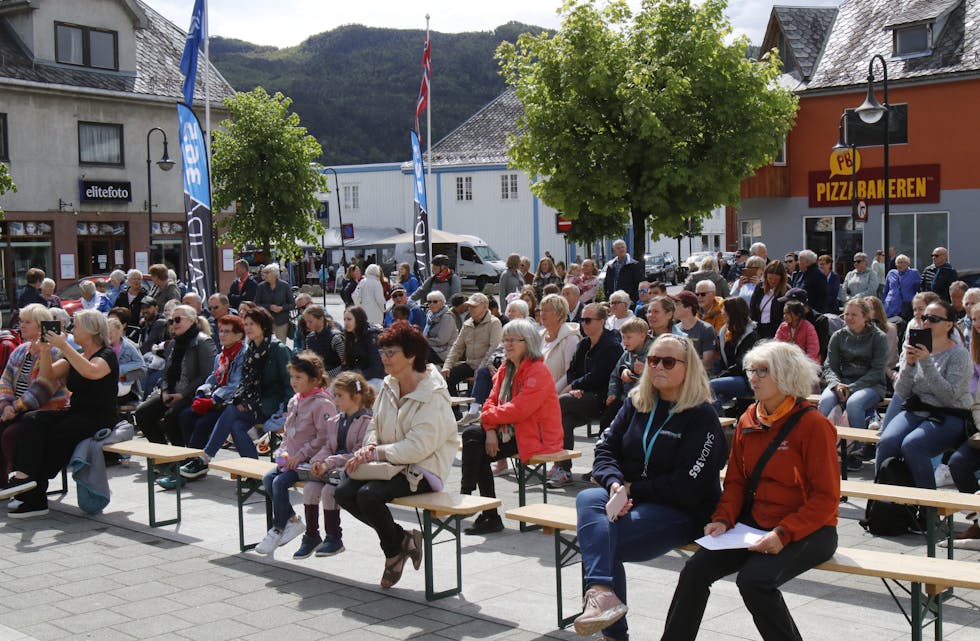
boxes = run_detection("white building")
[323,89,726,268]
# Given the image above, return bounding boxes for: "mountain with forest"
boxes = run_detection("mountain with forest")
[209,23,542,165]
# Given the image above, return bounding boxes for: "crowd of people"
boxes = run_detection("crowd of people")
[0,240,977,641]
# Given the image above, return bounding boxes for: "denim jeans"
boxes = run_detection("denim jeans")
[472,366,494,405]
[710,376,752,415]
[876,410,967,488]
[263,467,300,530]
[178,406,222,450]
[817,385,882,427]
[880,393,904,431]
[576,487,700,640]
[204,404,260,458]
[947,441,980,494]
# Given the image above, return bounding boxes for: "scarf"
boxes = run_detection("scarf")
[424,307,446,338]
[434,268,454,283]
[165,324,199,392]
[236,335,272,412]
[756,395,798,428]
[495,358,520,442]
[214,340,244,388]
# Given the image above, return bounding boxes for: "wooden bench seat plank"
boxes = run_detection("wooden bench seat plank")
[836,426,881,443]
[527,450,582,464]
[719,417,736,428]
[505,504,576,531]
[103,441,204,464]
[841,480,980,514]
[209,457,277,481]
[392,492,500,517]
[817,547,980,592]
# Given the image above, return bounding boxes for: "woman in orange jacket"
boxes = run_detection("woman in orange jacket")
[459,318,564,535]
[660,341,839,641]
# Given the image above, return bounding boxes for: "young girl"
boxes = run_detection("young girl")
[293,371,375,558]
[254,352,337,556]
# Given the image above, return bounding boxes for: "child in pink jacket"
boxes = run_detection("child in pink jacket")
[254,352,337,556]
[294,371,374,558]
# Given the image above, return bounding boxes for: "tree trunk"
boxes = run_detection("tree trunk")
[631,208,646,264]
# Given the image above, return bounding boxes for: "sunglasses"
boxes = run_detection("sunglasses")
[171,317,187,324]
[921,313,951,324]
[854,259,865,263]
[297,305,310,312]
[931,254,943,258]
[695,292,711,297]
[392,292,406,297]
[580,317,602,324]
[646,355,683,369]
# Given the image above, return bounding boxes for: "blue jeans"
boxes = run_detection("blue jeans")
[576,487,700,640]
[178,407,221,450]
[880,393,904,430]
[204,404,260,458]
[263,467,300,530]
[947,441,980,494]
[472,366,494,405]
[817,385,881,427]
[876,411,966,489]
[710,376,752,415]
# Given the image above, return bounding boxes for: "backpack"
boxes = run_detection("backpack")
[859,456,920,536]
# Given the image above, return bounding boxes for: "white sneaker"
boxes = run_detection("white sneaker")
[934,463,954,487]
[7,499,22,510]
[254,528,282,555]
[457,410,481,427]
[278,518,305,547]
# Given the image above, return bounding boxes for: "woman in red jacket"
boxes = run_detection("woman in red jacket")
[459,318,564,535]
[660,341,839,641]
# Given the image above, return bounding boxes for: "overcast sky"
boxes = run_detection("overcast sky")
[151,0,841,49]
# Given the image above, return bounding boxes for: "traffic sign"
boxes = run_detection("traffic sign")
[341,223,354,239]
[855,199,868,222]
[556,214,573,234]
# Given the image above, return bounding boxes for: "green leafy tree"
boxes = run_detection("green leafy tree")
[0,162,16,217]
[211,87,328,259]
[497,0,798,260]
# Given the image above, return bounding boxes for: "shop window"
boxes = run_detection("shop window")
[888,211,949,272]
[4,221,53,306]
[55,22,118,70]
[803,216,865,274]
[79,122,123,165]
[76,221,127,274]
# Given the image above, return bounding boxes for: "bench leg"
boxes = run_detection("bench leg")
[553,529,583,629]
[47,468,68,497]
[417,509,463,601]
[839,439,849,482]
[145,459,181,527]
[234,477,273,552]
[587,421,599,438]
[909,582,945,641]
[516,460,549,532]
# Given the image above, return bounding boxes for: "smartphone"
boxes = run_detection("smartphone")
[40,320,61,342]
[908,328,932,353]
[605,486,628,521]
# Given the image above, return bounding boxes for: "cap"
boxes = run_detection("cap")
[466,292,489,306]
[142,296,158,307]
[390,285,406,295]
[671,290,699,309]
[431,254,450,267]
[778,287,808,304]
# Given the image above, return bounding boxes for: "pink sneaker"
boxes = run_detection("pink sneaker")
[573,587,628,636]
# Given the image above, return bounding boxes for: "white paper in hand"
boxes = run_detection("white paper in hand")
[694,522,769,550]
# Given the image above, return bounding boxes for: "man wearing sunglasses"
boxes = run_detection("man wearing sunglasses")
[383,286,425,330]
[920,247,957,303]
[838,252,879,304]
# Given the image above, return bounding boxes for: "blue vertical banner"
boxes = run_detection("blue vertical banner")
[180,0,205,106]
[410,130,431,281]
[177,103,214,299]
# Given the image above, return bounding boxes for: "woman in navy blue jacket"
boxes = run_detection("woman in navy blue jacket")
[572,333,727,640]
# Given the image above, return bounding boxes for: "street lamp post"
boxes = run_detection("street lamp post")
[832,111,859,231]
[854,55,889,263]
[146,127,175,264]
[323,166,347,265]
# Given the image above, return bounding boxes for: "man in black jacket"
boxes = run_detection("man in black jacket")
[551,303,623,488]
[228,259,258,310]
[603,240,644,303]
[920,246,957,302]
[798,250,828,314]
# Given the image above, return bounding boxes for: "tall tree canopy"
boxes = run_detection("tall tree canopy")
[0,162,15,217]
[497,0,798,259]
[212,88,328,259]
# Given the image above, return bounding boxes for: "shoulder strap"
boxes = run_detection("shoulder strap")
[740,404,815,523]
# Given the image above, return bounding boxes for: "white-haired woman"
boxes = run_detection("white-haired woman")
[572,334,727,639]
[254,263,294,341]
[423,290,458,365]
[0,310,119,517]
[839,252,880,304]
[105,269,127,304]
[79,280,111,313]
[40,278,62,309]
[460,319,565,535]
[353,263,386,326]
[660,341,839,641]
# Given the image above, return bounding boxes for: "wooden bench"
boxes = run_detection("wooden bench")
[392,492,501,601]
[102,441,204,527]
[806,393,892,410]
[207,457,278,552]
[836,424,881,480]
[512,449,582,532]
[505,503,980,640]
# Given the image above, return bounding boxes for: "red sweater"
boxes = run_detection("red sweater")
[714,400,839,544]
[774,320,821,364]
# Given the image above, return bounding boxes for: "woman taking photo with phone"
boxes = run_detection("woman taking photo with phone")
[571,334,726,640]
[875,300,972,489]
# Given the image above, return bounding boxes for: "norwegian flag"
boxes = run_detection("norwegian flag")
[415,34,431,138]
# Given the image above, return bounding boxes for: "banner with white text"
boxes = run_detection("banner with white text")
[177,103,215,299]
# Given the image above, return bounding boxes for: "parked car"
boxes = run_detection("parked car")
[58,274,153,316]
[644,253,679,285]
[958,268,980,290]
[683,251,716,274]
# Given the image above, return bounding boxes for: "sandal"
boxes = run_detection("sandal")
[380,552,407,588]
[403,529,423,571]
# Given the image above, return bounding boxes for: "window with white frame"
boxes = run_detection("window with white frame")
[893,24,931,57]
[343,185,359,210]
[500,173,518,199]
[739,219,762,250]
[55,22,118,70]
[888,211,949,272]
[773,136,786,166]
[0,113,7,161]
[456,176,472,201]
[78,122,123,165]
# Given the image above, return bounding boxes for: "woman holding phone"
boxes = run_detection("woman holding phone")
[875,300,972,488]
[571,334,726,640]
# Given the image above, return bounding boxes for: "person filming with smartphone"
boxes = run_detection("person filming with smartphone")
[570,334,726,640]
[876,300,972,488]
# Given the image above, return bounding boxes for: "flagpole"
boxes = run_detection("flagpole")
[425,14,431,182]
[204,0,211,168]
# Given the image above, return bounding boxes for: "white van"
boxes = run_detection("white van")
[387,234,506,290]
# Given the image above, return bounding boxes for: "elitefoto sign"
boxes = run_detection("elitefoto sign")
[79,180,133,203]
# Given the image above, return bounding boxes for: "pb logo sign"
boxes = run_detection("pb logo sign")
[829,148,861,178]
